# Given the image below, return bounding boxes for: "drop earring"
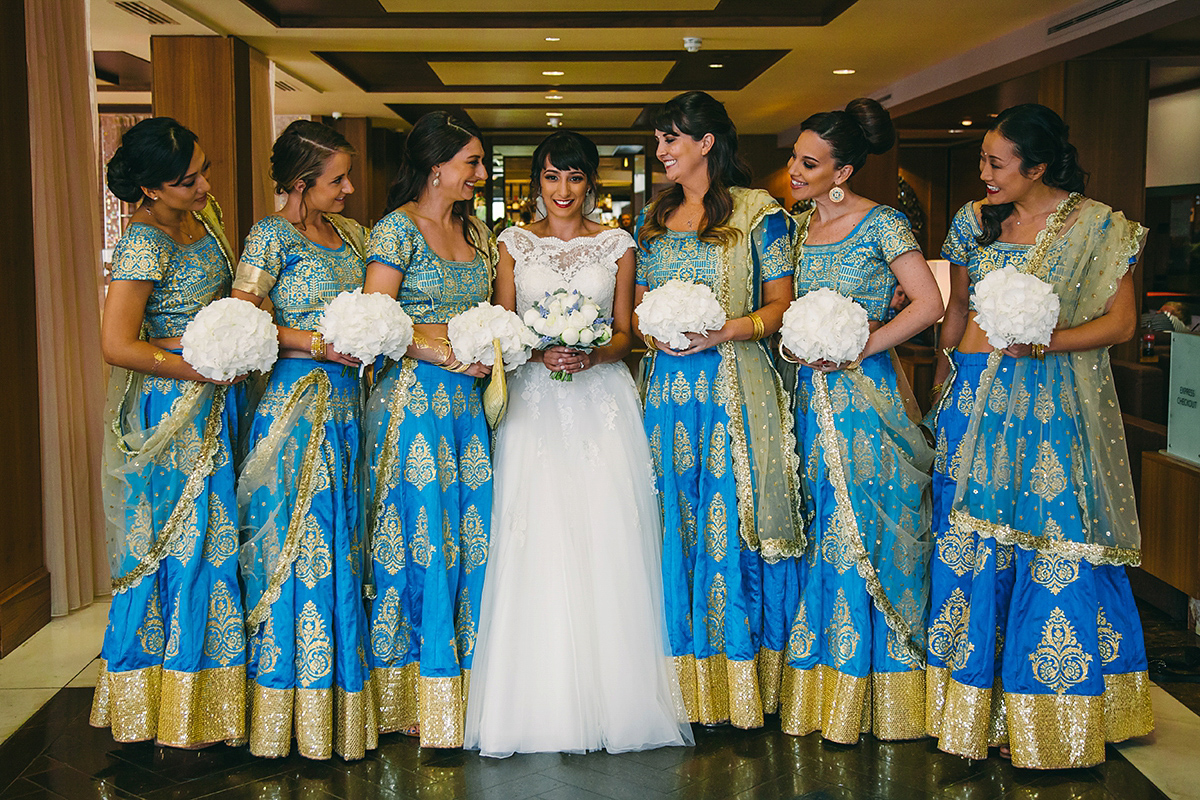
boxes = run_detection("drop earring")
[828,185,845,203]
[432,172,441,188]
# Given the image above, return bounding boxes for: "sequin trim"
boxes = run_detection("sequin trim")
[371,663,419,734]
[419,673,467,748]
[948,509,1141,567]
[672,653,766,728]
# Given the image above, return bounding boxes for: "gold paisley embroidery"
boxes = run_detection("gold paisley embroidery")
[432,384,451,419]
[1030,441,1067,502]
[1031,550,1079,595]
[995,542,1013,570]
[164,503,198,567]
[822,515,856,575]
[295,516,332,590]
[442,509,458,568]
[708,421,727,479]
[455,586,475,659]
[202,496,238,567]
[807,437,820,482]
[928,587,973,670]
[468,385,482,417]
[956,379,974,416]
[971,443,989,486]
[678,492,698,552]
[1097,608,1122,665]
[649,425,663,478]
[973,539,992,576]
[407,380,429,416]
[460,435,491,490]
[705,573,726,651]
[851,382,871,413]
[164,590,181,660]
[374,506,406,575]
[671,372,692,405]
[825,589,860,668]
[852,429,873,484]
[256,614,281,675]
[128,498,153,560]
[830,380,850,414]
[411,507,432,568]
[1033,387,1055,424]
[992,439,1012,489]
[788,603,816,660]
[296,601,333,686]
[704,493,728,563]
[887,627,921,668]
[404,433,436,491]
[695,370,710,403]
[461,505,487,573]
[437,436,458,491]
[1012,379,1031,419]
[673,421,694,475]
[937,523,975,577]
[647,377,662,409]
[452,385,466,418]
[988,378,1008,414]
[371,586,411,663]
[202,582,243,667]
[949,438,966,483]
[137,591,165,657]
[1029,606,1092,695]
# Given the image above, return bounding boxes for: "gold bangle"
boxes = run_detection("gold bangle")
[643,333,657,351]
[776,339,799,365]
[931,381,946,397]
[1031,343,1046,360]
[748,312,765,342]
[310,330,327,361]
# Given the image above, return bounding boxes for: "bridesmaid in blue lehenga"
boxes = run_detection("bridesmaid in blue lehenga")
[926,104,1153,769]
[231,121,376,760]
[362,112,496,748]
[778,99,943,744]
[635,92,805,728]
[92,118,247,747]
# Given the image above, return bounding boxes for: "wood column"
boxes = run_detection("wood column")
[849,145,899,209]
[322,116,373,226]
[151,35,273,253]
[0,0,49,656]
[1040,59,1149,361]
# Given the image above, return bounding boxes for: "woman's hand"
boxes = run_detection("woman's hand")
[543,345,592,374]
[781,343,863,372]
[1001,343,1033,358]
[674,327,729,356]
[323,345,362,368]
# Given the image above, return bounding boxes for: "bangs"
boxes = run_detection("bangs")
[541,137,593,175]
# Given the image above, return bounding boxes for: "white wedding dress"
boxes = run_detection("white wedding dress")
[464,226,694,758]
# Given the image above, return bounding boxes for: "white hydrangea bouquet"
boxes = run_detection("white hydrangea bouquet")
[523,289,613,381]
[181,297,278,381]
[972,266,1060,349]
[318,288,414,376]
[635,279,726,351]
[780,287,870,365]
[447,302,538,370]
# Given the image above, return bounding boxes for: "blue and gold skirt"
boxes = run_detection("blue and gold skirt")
[363,358,492,748]
[643,348,797,728]
[92,372,247,747]
[239,358,376,760]
[927,350,1153,768]
[780,352,931,743]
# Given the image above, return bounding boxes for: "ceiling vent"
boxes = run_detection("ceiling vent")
[113,1,179,25]
[1047,0,1136,36]
[275,80,299,92]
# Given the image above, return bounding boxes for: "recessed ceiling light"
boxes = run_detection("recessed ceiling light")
[546,111,563,117]
[708,63,724,69]
[833,68,855,75]
[949,129,966,134]
[961,119,973,126]
[545,36,560,42]
[542,70,564,76]
[545,94,564,100]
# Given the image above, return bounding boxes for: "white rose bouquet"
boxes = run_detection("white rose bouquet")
[318,288,414,375]
[181,297,278,381]
[635,279,726,351]
[523,289,613,381]
[447,302,538,370]
[972,266,1060,350]
[780,288,870,366]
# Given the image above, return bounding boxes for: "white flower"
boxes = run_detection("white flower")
[972,266,1060,349]
[780,288,870,365]
[181,297,278,381]
[318,288,414,364]
[635,279,726,350]
[447,302,538,369]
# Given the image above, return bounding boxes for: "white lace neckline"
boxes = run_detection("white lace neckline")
[506,225,630,248]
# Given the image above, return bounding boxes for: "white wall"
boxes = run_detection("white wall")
[1147,86,1200,188]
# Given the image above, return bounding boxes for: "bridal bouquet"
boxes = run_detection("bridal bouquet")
[780,288,870,365]
[447,302,538,369]
[181,297,278,381]
[318,288,414,372]
[523,289,613,381]
[635,279,726,351]
[972,266,1060,349]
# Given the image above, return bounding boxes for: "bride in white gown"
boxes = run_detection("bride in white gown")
[464,131,693,758]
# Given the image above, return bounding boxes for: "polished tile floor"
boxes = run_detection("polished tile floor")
[0,600,1195,800]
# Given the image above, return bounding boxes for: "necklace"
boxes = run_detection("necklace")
[147,204,194,243]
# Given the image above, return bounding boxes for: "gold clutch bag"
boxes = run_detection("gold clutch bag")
[483,339,507,427]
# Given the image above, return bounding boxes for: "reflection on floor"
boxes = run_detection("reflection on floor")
[0,599,1195,800]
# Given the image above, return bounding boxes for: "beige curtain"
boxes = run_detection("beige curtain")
[25,0,108,615]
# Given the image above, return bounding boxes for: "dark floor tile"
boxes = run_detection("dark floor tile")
[727,770,834,800]
[141,756,301,800]
[565,751,695,794]
[0,779,68,800]
[535,786,613,800]
[1080,754,1169,800]
[24,761,140,800]
[541,759,677,800]
[466,772,564,800]
[616,743,696,771]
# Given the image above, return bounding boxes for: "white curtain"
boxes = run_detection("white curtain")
[25,0,108,615]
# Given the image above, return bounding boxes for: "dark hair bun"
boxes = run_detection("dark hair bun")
[845,97,895,155]
[105,149,143,203]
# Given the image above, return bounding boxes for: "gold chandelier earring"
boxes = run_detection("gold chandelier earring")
[829,185,845,203]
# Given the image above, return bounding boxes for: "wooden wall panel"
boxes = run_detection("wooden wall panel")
[0,0,48,656]
[152,36,273,253]
[848,145,898,209]
[898,145,949,258]
[1140,451,1200,599]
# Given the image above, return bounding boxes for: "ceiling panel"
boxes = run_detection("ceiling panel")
[430,60,673,87]
[379,0,718,10]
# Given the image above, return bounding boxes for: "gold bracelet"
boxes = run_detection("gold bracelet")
[931,380,945,396]
[748,312,765,342]
[151,350,166,374]
[643,333,657,351]
[1031,343,1046,360]
[310,330,327,361]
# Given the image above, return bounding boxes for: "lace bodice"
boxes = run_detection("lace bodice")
[500,226,634,317]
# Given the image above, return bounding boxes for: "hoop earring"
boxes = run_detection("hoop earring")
[828,185,845,203]
[432,172,441,188]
